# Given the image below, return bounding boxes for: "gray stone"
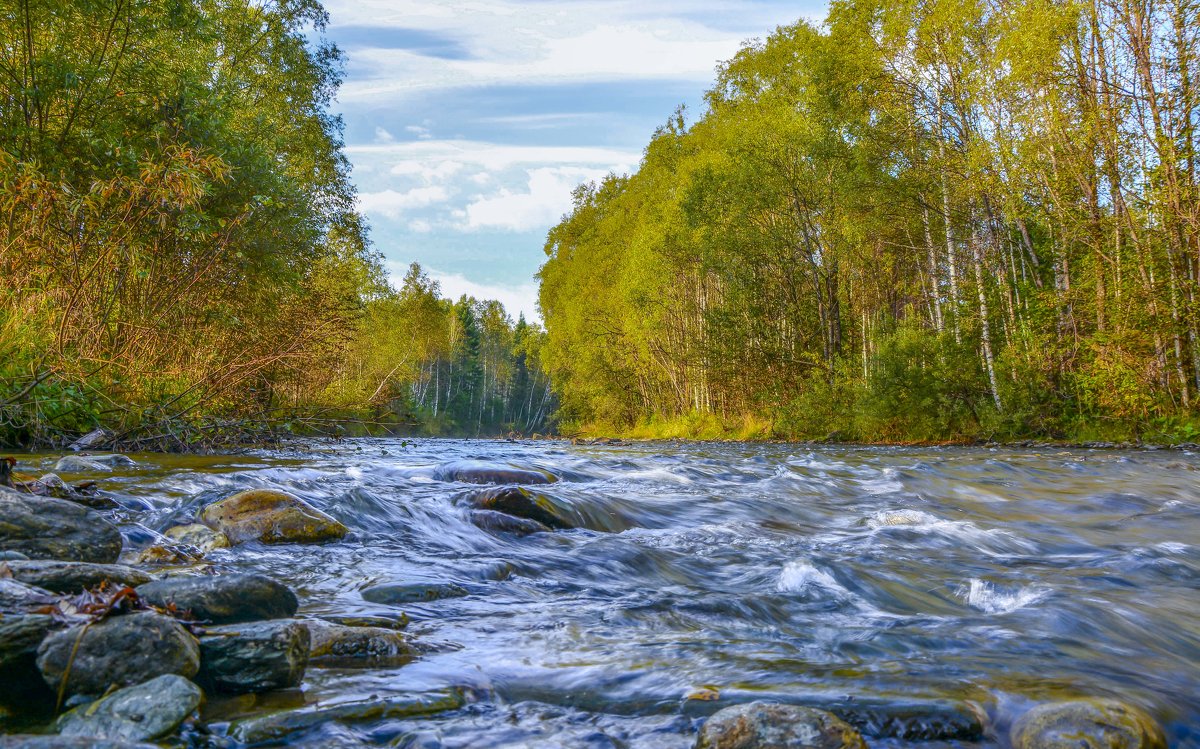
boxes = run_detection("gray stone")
[305,620,415,664]
[2,561,150,594]
[228,690,465,744]
[36,612,200,698]
[0,492,123,563]
[197,619,309,693]
[1010,699,1166,749]
[361,582,468,605]
[696,702,868,749]
[0,614,54,672]
[0,579,55,614]
[136,573,298,624]
[56,674,202,742]
[52,456,112,474]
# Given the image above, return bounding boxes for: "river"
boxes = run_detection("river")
[15,439,1200,747]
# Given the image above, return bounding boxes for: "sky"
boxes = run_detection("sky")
[321,0,828,321]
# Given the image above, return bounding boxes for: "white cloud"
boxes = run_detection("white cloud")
[345,140,639,173]
[357,186,450,218]
[405,124,433,139]
[461,166,613,232]
[373,126,395,143]
[408,219,433,233]
[326,0,813,101]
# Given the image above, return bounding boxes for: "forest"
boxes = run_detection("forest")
[0,0,550,447]
[538,0,1200,443]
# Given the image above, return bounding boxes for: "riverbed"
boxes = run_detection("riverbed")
[10,439,1200,747]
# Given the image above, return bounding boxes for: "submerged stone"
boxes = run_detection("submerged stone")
[696,702,868,749]
[228,690,465,744]
[361,582,468,605]
[197,620,309,693]
[55,674,202,742]
[0,492,123,564]
[1010,699,1167,749]
[0,738,158,749]
[136,573,298,624]
[163,524,230,553]
[36,612,200,698]
[468,509,551,536]
[198,489,348,544]
[433,460,555,485]
[2,561,151,594]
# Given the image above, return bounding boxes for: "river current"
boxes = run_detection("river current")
[22,439,1200,747]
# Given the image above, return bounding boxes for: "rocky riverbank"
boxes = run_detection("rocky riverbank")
[0,451,1177,748]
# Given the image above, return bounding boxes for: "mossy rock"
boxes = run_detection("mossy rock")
[1011,699,1166,749]
[696,702,868,749]
[198,489,347,545]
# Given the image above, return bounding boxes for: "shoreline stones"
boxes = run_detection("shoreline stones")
[1010,699,1167,749]
[197,489,347,545]
[0,492,123,564]
[136,573,298,625]
[55,674,202,743]
[36,612,200,698]
[0,561,151,594]
[0,615,54,675]
[197,620,309,694]
[696,702,868,749]
[228,690,466,744]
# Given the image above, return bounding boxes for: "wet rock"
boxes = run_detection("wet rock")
[52,456,111,474]
[37,612,200,698]
[55,674,202,742]
[0,579,56,613]
[696,702,867,749]
[433,460,555,485]
[0,614,54,672]
[228,690,465,744]
[1010,699,1166,749]
[320,613,408,631]
[198,489,347,544]
[0,492,123,563]
[0,552,28,561]
[67,428,113,452]
[468,509,551,536]
[197,619,309,693]
[305,620,415,664]
[131,544,206,567]
[361,582,468,605]
[163,524,230,553]
[0,738,158,749]
[24,475,117,510]
[2,561,150,594]
[464,487,576,530]
[137,573,297,625]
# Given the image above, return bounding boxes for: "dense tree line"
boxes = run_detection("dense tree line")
[0,0,544,446]
[538,0,1199,442]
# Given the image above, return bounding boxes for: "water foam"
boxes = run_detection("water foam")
[960,578,1048,614]
[777,560,850,598]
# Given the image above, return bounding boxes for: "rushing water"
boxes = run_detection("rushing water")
[16,439,1200,747]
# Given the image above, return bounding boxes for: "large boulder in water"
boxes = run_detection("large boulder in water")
[198,488,347,544]
[55,674,202,743]
[197,619,309,693]
[1010,699,1166,749]
[463,486,577,529]
[36,612,200,698]
[136,573,298,625]
[304,619,415,665]
[361,582,468,605]
[433,460,555,485]
[697,702,868,749]
[0,491,122,563]
[468,509,551,536]
[2,561,151,594]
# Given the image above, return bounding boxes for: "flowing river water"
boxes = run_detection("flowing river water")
[13,439,1200,747]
